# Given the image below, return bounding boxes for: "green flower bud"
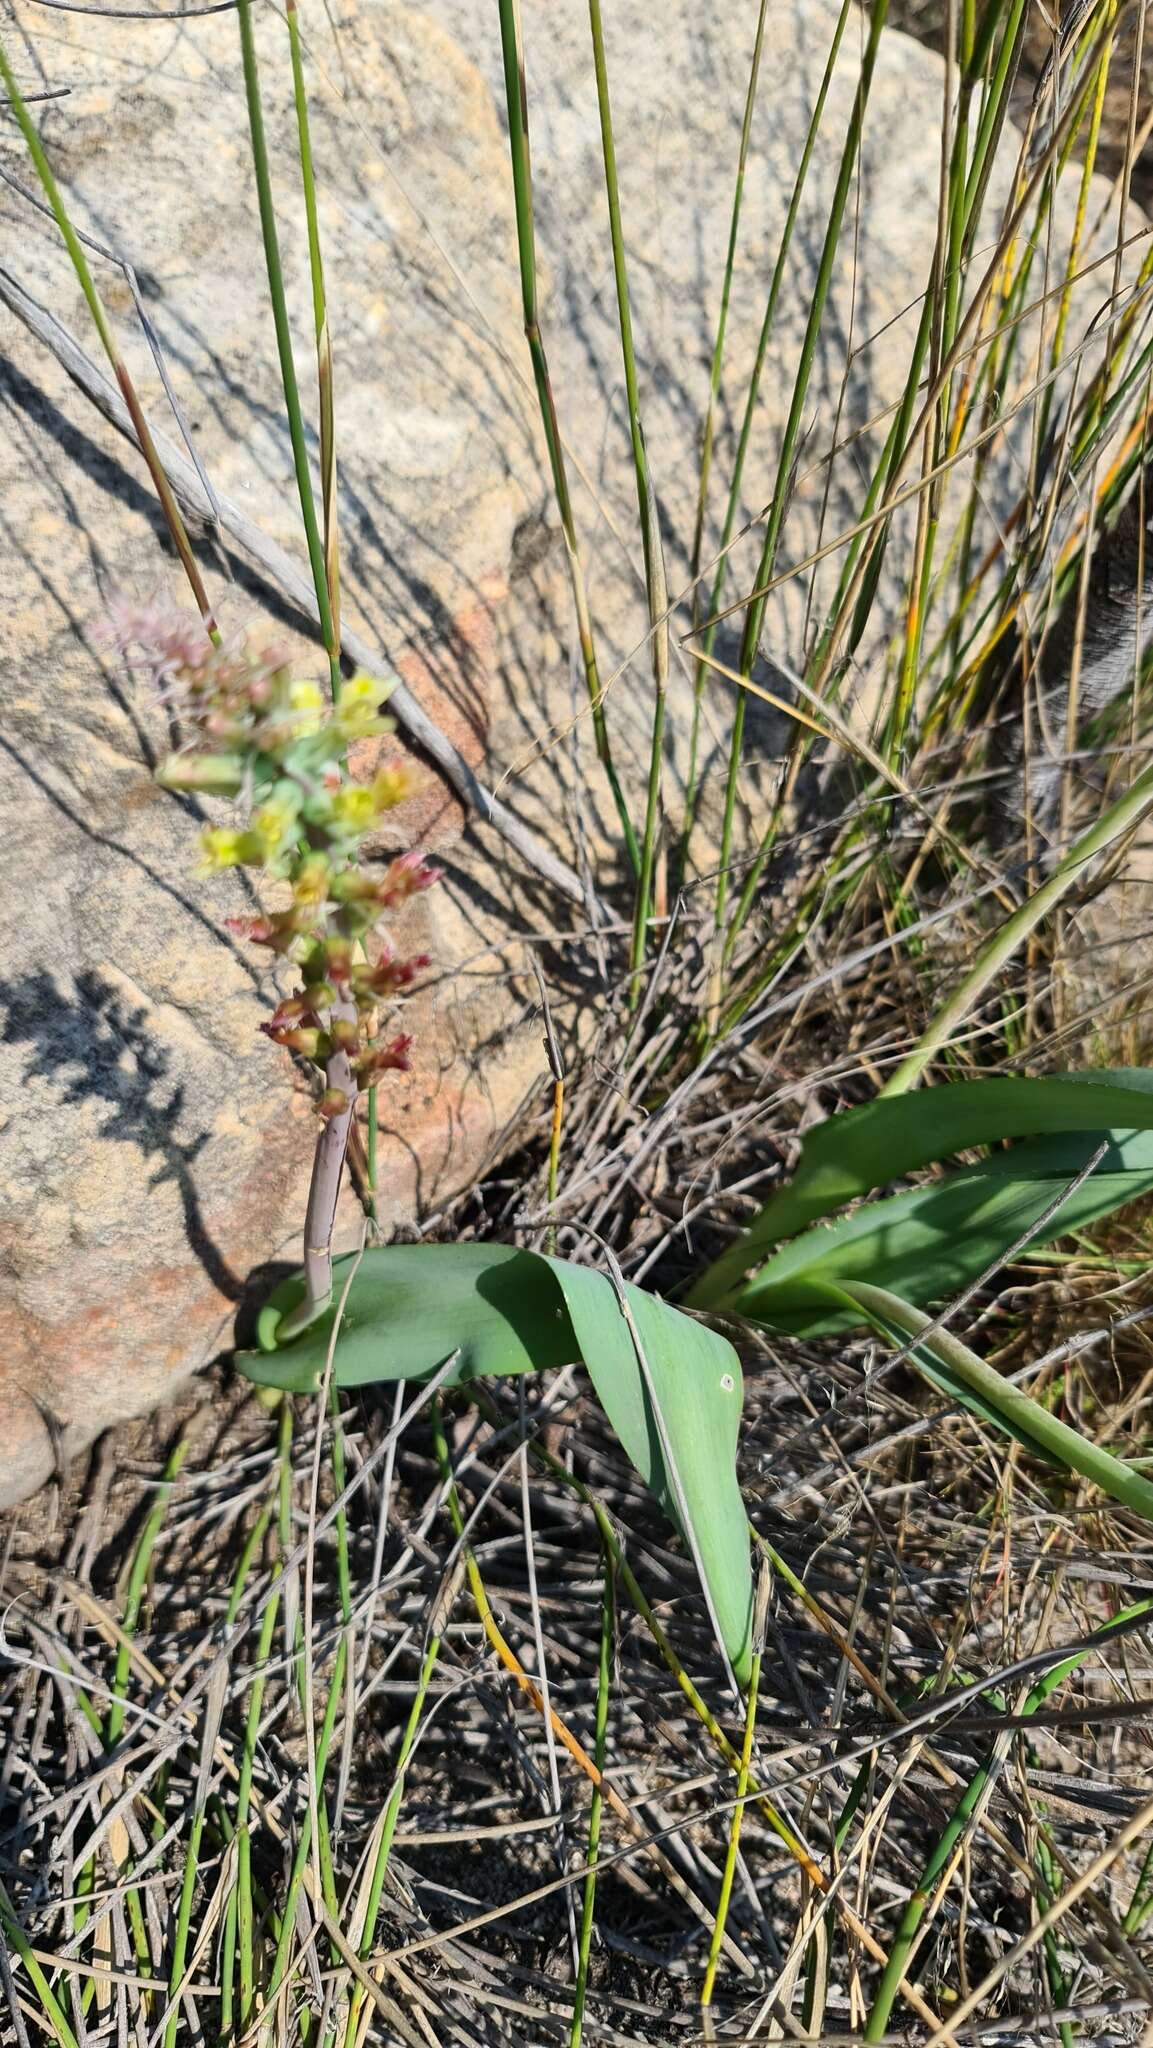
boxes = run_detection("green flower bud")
[157,752,245,795]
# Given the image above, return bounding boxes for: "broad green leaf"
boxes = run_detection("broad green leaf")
[237,1244,752,1681]
[735,1128,1153,1335]
[245,1243,572,1386]
[688,1069,1153,1308]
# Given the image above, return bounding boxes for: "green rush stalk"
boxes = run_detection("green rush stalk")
[681,0,854,866]
[284,0,342,693]
[687,0,770,618]
[341,1563,461,2047]
[700,1569,768,2009]
[219,1407,294,2033]
[163,1499,275,2048]
[881,749,1153,1093]
[0,42,216,631]
[569,1540,614,2048]
[585,0,668,996]
[720,0,1127,964]
[236,0,337,686]
[495,0,639,875]
[843,1281,1153,1520]
[713,0,890,937]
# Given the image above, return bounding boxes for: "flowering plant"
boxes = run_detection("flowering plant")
[114,603,760,1684]
[113,601,438,1336]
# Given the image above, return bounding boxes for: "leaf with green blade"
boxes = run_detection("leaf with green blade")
[245,1243,571,1387]
[831,1280,1153,1521]
[688,1069,1153,1308]
[542,1254,751,1685]
[735,1128,1153,1335]
[237,1244,752,1681]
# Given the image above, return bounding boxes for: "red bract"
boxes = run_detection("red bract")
[353,948,432,998]
[355,1033,413,1080]
[265,995,317,1033]
[259,1021,327,1060]
[376,852,441,905]
[330,851,441,909]
[223,908,313,954]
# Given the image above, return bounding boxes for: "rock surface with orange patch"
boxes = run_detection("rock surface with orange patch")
[0,0,1135,1504]
[348,597,502,853]
[0,0,552,1507]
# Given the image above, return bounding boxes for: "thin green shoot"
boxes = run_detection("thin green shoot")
[236,0,339,690]
[569,1539,613,2048]
[494,0,639,874]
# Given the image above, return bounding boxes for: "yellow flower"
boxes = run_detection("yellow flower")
[198,827,263,872]
[371,764,414,811]
[334,672,395,742]
[253,793,301,858]
[329,785,378,834]
[157,752,244,795]
[345,672,391,710]
[286,678,325,733]
[293,853,331,906]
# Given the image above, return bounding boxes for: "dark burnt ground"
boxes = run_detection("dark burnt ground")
[4,961,1153,2044]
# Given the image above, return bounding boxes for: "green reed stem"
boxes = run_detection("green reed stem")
[681,0,853,867]
[688,0,769,608]
[1123,1831,1153,1936]
[1033,15,1114,467]
[882,750,1153,1093]
[106,1440,188,1748]
[72,1439,185,2019]
[816,0,1108,711]
[569,1540,613,2048]
[259,1389,350,2039]
[585,0,668,991]
[700,1571,766,2007]
[236,0,338,687]
[496,0,639,875]
[0,1881,80,2048]
[805,0,1024,705]
[886,8,975,768]
[845,1282,1153,1519]
[260,1639,349,2038]
[0,41,216,632]
[1033,1826,1075,2048]
[164,1501,273,2048]
[343,1572,457,2047]
[714,0,889,935]
[285,0,341,693]
[220,1411,292,2031]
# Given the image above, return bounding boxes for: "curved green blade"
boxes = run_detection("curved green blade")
[736,1128,1153,1335]
[689,1069,1153,1307]
[839,1281,1153,1521]
[544,1258,750,1685]
[236,1243,752,1681]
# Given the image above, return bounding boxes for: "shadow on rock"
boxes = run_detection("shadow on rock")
[1,966,245,1302]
